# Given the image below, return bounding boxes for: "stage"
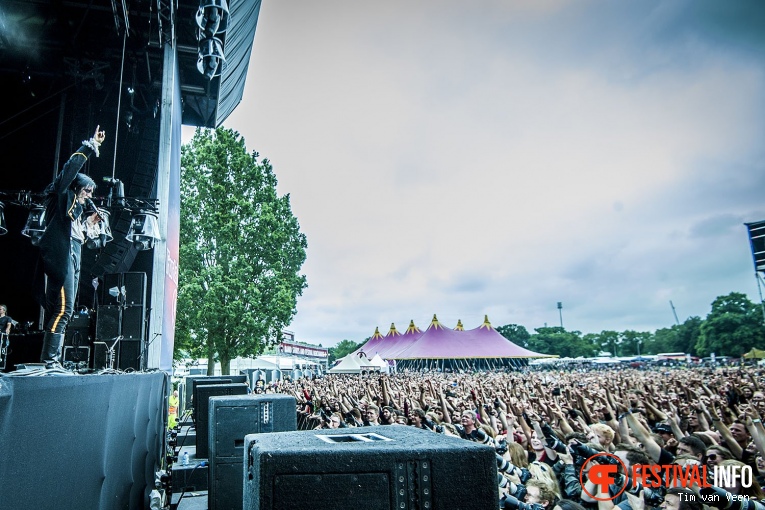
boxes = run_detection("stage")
[0,371,168,509]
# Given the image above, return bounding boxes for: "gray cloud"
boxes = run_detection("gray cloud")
[208,0,765,346]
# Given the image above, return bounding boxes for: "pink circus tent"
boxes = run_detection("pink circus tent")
[355,315,550,370]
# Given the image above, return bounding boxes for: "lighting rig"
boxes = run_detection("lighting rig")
[196,0,229,79]
[0,179,161,252]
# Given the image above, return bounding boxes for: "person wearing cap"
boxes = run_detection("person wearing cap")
[37,126,104,366]
[653,422,675,445]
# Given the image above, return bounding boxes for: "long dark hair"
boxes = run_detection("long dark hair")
[71,173,96,193]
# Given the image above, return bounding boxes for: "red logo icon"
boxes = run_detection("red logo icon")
[579,452,627,502]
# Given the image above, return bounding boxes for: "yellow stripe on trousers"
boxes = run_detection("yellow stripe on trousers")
[50,286,67,332]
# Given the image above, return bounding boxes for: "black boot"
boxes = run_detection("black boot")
[40,332,64,365]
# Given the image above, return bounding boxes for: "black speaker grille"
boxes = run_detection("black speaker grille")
[122,305,145,340]
[118,340,141,371]
[195,384,248,458]
[123,272,147,306]
[95,306,121,340]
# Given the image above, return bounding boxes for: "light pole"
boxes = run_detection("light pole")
[557,302,563,329]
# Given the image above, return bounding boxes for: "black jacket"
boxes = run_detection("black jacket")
[38,144,96,285]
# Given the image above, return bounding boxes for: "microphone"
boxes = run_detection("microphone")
[84,198,104,221]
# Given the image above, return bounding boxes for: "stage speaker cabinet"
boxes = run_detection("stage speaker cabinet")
[93,342,109,370]
[102,272,147,306]
[208,395,296,510]
[95,305,121,340]
[118,339,141,371]
[243,426,498,510]
[122,304,145,340]
[184,375,249,416]
[102,273,121,306]
[194,383,249,459]
[123,272,147,306]
[62,346,90,365]
[93,341,118,370]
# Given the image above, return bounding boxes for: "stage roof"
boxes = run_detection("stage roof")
[1,0,261,131]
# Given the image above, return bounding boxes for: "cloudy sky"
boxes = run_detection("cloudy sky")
[210,0,765,347]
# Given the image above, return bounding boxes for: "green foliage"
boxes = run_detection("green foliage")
[619,330,652,356]
[525,327,598,358]
[649,317,702,355]
[496,324,531,348]
[329,339,365,363]
[696,292,765,357]
[593,330,621,356]
[494,292,763,360]
[175,128,307,374]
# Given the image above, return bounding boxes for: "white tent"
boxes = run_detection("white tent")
[329,353,367,374]
[370,353,390,373]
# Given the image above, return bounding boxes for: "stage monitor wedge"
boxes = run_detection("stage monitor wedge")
[244,426,498,510]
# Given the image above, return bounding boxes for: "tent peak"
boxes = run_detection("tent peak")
[371,327,384,339]
[387,323,401,336]
[479,315,494,330]
[428,314,444,330]
[405,320,421,334]
[454,319,464,331]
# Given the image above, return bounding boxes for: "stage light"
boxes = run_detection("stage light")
[85,208,114,250]
[197,36,225,80]
[126,211,161,251]
[195,0,228,38]
[21,205,46,246]
[0,202,7,235]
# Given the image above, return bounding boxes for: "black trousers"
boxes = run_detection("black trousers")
[44,238,81,334]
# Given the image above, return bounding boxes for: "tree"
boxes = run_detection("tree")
[528,327,597,358]
[328,339,364,363]
[619,330,652,356]
[650,317,703,355]
[175,128,307,374]
[497,324,531,348]
[696,292,765,357]
[592,330,621,357]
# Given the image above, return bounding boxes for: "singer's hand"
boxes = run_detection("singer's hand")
[84,199,103,223]
[93,125,106,144]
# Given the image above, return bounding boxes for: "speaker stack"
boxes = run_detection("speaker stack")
[94,272,147,371]
[208,395,296,510]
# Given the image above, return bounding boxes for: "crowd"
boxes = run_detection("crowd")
[260,364,765,510]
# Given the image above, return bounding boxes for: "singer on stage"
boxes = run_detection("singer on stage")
[37,126,105,365]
